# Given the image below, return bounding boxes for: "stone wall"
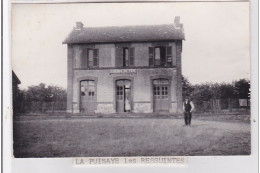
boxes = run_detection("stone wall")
[66,41,183,114]
[70,68,178,113]
[176,40,183,113]
[71,42,177,68]
[67,45,74,113]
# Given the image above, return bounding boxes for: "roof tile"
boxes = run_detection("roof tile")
[63,24,185,44]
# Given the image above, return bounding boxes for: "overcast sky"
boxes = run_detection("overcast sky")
[11,2,250,89]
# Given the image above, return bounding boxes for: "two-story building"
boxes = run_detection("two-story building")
[63,16,185,114]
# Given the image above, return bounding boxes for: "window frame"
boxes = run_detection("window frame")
[149,46,172,67]
[87,49,94,67]
[123,47,129,67]
[80,48,99,68]
[122,47,134,67]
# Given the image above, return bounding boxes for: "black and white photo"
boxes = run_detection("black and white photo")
[11,2,252,159]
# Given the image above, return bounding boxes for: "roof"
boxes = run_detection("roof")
[63,24,185,44]
[12,71,21,85]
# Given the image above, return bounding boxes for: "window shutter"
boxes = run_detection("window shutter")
[166,46,172,66]
[167,46,172,55]
[81,49,87,68]
[129,48,134,66]
[149,47,154,66]
[115,47,123,67]
[93,49,98,67]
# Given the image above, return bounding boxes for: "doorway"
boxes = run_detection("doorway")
[116,79,131,113]
[80,80,96,113]
[153,79,170,112]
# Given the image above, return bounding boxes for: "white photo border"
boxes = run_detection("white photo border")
[2,0,258,173]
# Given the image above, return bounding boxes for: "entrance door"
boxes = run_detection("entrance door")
[116,80,131,113]
[153,79,170,112]
[80,80,96,113]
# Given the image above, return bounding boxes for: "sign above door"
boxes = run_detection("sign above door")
[110,69,137,75]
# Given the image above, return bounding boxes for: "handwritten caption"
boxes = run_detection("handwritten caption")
[73,156,187,166]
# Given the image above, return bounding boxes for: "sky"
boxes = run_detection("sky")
[11,2,250,89]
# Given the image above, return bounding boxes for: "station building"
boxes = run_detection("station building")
[63,17,185,114]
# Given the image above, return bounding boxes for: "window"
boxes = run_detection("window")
[81,48,99,68]
[123,48,129,67]
[116,86,124,100]
[154,86,160,99]
[161,86,168,99]
[153,79,169,100]
[116,47,134,67]
[88,49,94,67]
[123,47,134,67]
[81,80,96,100]
[155,48,161,66]
[149,46,172,66]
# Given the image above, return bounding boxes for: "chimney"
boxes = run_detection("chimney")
[174,16,180,25]
[174,16,183,29]
[75,22,84,30]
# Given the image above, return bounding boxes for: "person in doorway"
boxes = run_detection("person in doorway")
[183,97,195,126]
[125,96,131,112]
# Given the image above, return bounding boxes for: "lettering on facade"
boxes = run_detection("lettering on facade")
[109,69,137,74]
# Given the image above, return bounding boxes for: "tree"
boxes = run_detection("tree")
[218,83,235,99]
[24,83,67,102]
[234,79,250,99]
[182,75,194,99]
[189,83,214,111]
[25,83,47,102]
[21,83,67,112]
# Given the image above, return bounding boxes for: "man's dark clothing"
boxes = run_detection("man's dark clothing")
[184,101,192,112]
[184,101,192,126]
[184,111,192,125]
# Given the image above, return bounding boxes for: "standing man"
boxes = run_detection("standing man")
[183,97,195,126]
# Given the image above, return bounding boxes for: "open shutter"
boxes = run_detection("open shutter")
[93,49,98,67]
[166,46,172,66]
[129,48,134,66]
[115,47,123,67]
[81,49,87,68]
[149,47,154,66]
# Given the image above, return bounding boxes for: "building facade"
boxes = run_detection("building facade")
[63,17,185,114]
[12,71,21,115]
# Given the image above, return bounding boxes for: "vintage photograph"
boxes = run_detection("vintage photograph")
[11,2,251,158]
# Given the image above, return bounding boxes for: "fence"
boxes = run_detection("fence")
[16,99,250,114]
[19,100,67,113]
[197,99,250,113]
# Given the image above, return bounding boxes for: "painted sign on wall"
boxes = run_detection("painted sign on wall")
[110,69,137,74]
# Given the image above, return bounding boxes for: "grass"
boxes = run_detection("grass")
[13,115,251,157]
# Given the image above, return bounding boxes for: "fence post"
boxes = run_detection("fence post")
[52,102,54,113]
[228,98,232,112]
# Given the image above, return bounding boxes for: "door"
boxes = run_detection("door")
[116,80,131,113]
[80,80,96,113]
[153,79,170,112]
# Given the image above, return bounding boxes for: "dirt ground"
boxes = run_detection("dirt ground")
[13,114,251,157]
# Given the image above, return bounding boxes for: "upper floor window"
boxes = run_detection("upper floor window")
[154,47,161,66]
[81,48,99,68]
[149,46,172,67]
[123,48,129,67]
[116,47,135,67]
[88,49,94,67]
